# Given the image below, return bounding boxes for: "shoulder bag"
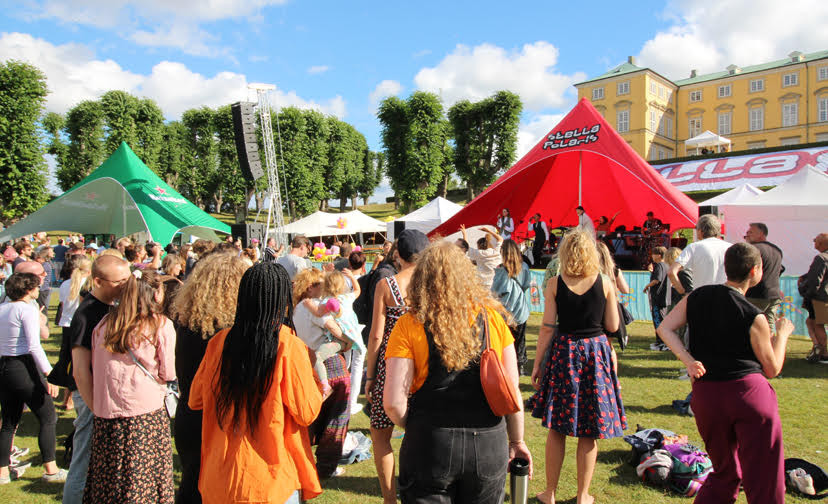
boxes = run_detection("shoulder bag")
[478,311,521,416]
[128,349,179,418]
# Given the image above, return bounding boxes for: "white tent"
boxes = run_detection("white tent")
[685,130,731,155]
[720,165,828,275]
[386,197,463,240]
[440,225,492,247]
[282,210,385,238]
[701,183,763,206]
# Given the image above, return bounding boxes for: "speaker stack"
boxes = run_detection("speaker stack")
[230,223,268,248]
[231,102,265,182]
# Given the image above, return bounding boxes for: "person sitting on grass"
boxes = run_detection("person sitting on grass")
[657,242,794,503]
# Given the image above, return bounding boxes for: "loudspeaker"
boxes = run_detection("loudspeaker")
[698,205,719,217]
[231,102,265,182]
[393,221,406,238]
[231,223,267,247]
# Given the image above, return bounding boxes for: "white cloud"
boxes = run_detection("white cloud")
[516,113,565,159]
[637,0,828,80]
[0,32,346,119]
[369,80,403,105]
[19,0,290,57]
[414,42,586,111]
[307,65,330,75]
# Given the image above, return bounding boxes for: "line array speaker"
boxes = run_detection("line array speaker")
[231,102,265,182]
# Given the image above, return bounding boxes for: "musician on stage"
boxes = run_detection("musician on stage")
[643,211,664,236]
[528,213,548,268]
[596,211,621,237]
[497,208,515,239]
[641,211,666,268]
[575,206,595,237]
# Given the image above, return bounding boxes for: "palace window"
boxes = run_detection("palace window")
[592,87,604,100]
[749,107,764,131]
[782,73,798,87]
[718,84,731,98]
[782,102,798,127]
[617,81,630,96]
[689,90,702,102]
[818,97,828,122]
[819,67,828,81]
[617,110,630,132]
[688,117,702,137]
[750,79,764,92]
[718,111,732,135]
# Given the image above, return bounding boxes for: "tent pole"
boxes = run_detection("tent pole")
[122,189,127,239]
[578,152,583,206]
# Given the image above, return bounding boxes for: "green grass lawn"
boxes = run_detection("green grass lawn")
[1,303,825,503]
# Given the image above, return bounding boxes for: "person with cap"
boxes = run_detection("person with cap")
[365,229,429,504]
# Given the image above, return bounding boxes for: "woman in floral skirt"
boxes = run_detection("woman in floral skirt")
[530,229,626,504]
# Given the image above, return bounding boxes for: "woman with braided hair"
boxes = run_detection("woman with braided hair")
[189,263,324,504]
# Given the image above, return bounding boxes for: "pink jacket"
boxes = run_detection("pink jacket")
[91,315,176,419]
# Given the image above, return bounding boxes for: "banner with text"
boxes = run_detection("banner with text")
[654,146,828,191]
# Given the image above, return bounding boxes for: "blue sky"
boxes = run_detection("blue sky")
[2,0,827,200]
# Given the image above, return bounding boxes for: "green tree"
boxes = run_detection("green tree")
[180,107,217,209]
[378,92,446,211]
[101,90,139,154]
[44,100,106,191]
[133,98,165,173]
[273,107,325,218]
[0,60,49,222]
[448,90,522,199]
[157,121,187,188]
[359,150,383,206]
[301,110,330,212]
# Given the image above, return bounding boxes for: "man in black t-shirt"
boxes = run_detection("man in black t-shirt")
[644,246,669,349]
[63,255,131,504]
[743,223,784,331]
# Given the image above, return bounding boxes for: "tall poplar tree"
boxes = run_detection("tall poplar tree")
[0,60,49,222]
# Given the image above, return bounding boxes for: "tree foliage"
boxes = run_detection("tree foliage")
[378,92,447,211]
[0,60,49,222]
[448,91,522,199]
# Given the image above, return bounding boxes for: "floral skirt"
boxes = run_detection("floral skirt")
[529,333,626,439]
[83,408,174,504]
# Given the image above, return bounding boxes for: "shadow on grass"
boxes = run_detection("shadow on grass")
[19,480,63,501]
[623,404,680,416]
[321,474,382,497]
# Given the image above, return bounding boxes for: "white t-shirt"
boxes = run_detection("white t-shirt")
[276,254,312,281]
[676,237,732,288]
[578,213,596,237]
[468,242,502,288]
[58,279,82,327]
[293,300,333,351]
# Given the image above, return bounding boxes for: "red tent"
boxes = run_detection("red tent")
[431,98,698,241]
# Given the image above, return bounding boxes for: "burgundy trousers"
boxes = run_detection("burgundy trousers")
[690,373,785,504]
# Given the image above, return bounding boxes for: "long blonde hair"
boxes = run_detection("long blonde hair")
[500,239,523,279]
[67,257,92,302]
[170,252,249,338]
[104,270,164,353]
[558,229,600,277]
[408,242,504,371]
[323,270,346,298]
[595,241,616,278]
[664,247,682,266]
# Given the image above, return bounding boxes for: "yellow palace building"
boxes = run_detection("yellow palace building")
[575,50,828,161]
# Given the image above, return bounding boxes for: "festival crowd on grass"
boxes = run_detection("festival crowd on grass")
[0,212,826,504]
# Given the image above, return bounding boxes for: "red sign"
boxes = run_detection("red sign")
[655,146,828,191]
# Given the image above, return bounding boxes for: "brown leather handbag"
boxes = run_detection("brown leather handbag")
[478,311,521,416]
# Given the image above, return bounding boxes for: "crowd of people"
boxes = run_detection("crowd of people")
[0,214,825,504]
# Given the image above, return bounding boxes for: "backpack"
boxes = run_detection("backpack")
[353,270,374,325]
[664,443,713,497]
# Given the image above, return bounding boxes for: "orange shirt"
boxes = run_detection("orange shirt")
[385,307,515,394]
[189,326,323,504]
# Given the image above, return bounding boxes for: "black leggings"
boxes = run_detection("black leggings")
[0,355,57,467]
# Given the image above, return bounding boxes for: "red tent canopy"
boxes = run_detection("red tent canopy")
[431,98,698,241]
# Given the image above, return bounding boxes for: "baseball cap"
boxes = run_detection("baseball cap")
[396,229,429,262]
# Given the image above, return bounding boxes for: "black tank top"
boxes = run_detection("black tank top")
[407,313,501,429]
[687,285,763,381]
[555,275,606,339]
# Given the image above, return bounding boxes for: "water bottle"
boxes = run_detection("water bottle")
[509,457,530,504]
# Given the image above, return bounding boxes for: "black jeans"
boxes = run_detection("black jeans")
[510,323,527,374]
[0,355,57,466]
[399,420,507,504]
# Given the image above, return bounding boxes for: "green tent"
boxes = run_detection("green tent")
[0,142,230,245]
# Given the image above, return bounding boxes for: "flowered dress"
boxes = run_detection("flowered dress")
[530,275,627,439]
[367,276,407,429]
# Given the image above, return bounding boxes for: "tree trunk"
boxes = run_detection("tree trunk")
[467,186,476,201]
[254,192,264,212]
[339,192,347,212]
[440,173,449,198]
[288,200,296,221]
[351,195,358,210]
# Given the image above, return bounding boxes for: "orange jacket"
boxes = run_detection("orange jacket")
[189,326,323,503]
